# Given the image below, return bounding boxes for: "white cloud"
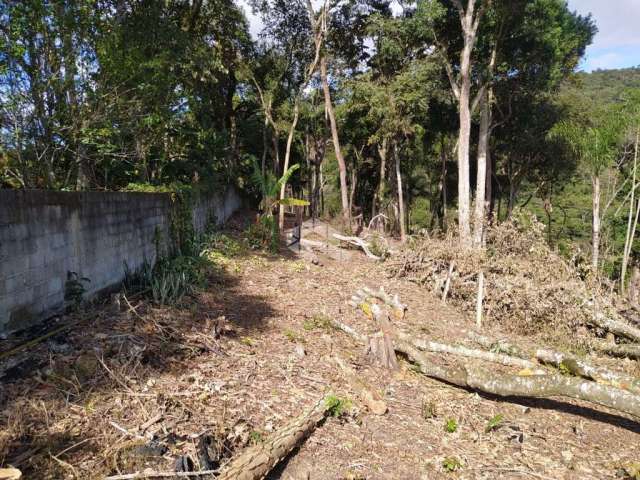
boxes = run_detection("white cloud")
[567,0,640,50]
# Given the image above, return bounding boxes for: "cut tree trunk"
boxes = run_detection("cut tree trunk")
[535,348,640,396]
[466,331,640,395]
[589,340,640,360]
[334,356,387,415]
[333,234,381,260]
[397,331,538,370]
[216,396,332,480]
[336,321,640,419]
[589,311,640,343]
[358,286,407,320]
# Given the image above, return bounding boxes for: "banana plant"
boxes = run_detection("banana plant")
[251,160,309,250]
[251,161,309,217]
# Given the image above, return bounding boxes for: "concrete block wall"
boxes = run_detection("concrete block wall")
[0,187,241,334]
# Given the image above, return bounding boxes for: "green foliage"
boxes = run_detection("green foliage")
[444,418,458,433]
[442,457,462,472]
[64,271,91,310]
[324,395,352,418]
[485,414,505,433]
[303,314,333,331]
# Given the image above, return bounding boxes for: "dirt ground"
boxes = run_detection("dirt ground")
[1,212,639,479]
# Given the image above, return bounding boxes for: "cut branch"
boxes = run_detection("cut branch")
[535,348,640,396]
[397,331,538,370]
[216,396,332,480]
[589,312,640,342]
[589,340,640,360]
[333,234,381,260]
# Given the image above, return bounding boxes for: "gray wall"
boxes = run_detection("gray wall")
[0,187,241,334]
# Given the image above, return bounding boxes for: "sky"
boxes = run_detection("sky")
[238,0,640,73]
[566,0,640,72]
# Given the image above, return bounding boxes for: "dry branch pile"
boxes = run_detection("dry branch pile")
[390,215,609,340]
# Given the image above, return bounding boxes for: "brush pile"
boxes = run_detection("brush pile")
[389,214,596,338]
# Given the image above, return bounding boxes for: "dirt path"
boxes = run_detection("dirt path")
[1,214,639,479]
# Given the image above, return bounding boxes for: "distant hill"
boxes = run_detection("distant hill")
[562,67,640,104]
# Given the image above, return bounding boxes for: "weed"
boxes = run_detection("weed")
[303,314,333,331]
[442,457,462,472]
[64,271,90,310]
[283,329,303,343]
[325,395,352,417]
[249,430,264,445]
[485,414,505,433]
[240,337,256,347]
[444,418,458,433]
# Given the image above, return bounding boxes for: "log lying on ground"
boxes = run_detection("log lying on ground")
[589,311,640,343]
[216,395,334,480]
[466,330,640,396]
[589,340,640,359]
[397,331,539,370]
[333,234,381,260]
[465,330,529,358]
[535,349,640,396]
[334,356,387,415]
[336,321,640,419]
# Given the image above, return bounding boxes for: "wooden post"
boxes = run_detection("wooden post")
[475,271,484,328]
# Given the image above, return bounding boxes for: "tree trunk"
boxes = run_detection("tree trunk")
[216,396,331,480]
[373,138,388,219]
[457,60,472,246]
[590,340,640,360]
[592,174,601,271]
[473,90,489,246]
[441,136,448,229]
[535,348,640,396]
[320,56,349,222]
[621,127,640,291]
[393,139,407,243]
[337,319,640,420]
[589,311,640,343]
[278,102,301,230]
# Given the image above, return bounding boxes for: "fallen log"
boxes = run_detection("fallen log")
[334,356,387,415]
[466,331,640,396]
[589,311,640,343]
[216,395,334,480]
[535,348,640,396]
[589,340,640,359]
[333,234,381,260]
[337,322,640,419]
[397,331,539,370]
[465,330,528,358]
[104,470,218,479]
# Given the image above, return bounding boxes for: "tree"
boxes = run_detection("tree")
[551,109,623,270]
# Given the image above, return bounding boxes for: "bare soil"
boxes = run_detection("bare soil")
[1,212,639,480]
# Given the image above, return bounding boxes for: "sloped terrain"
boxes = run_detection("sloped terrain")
[0,213,639,479]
